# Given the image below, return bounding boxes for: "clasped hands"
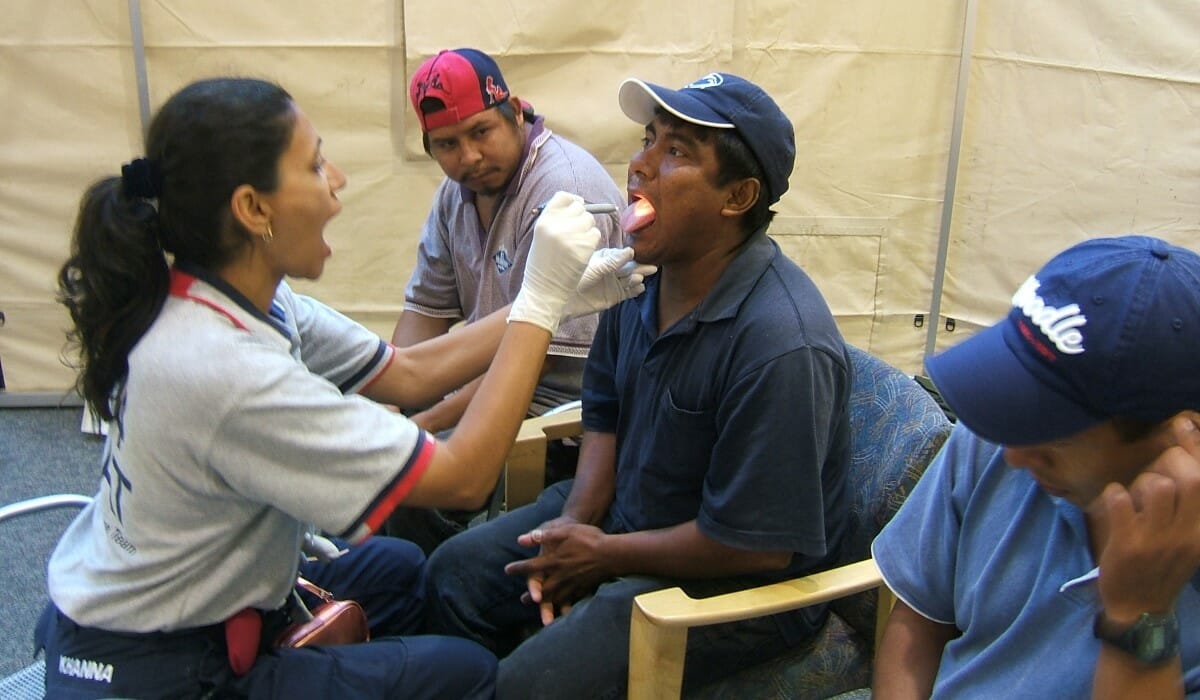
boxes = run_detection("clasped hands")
[504,518,610,626]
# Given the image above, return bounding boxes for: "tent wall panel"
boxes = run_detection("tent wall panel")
[2,1,1196,395]
[933,1,1200,355]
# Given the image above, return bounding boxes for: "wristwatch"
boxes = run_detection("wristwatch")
[1093,610,1180,666]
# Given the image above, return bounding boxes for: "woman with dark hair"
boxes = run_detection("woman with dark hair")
[39,77,647,699]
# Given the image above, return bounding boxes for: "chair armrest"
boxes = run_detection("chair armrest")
[628,559,883,700]
[504,407,583,510]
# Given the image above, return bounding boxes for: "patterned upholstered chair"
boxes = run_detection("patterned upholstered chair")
[629,345,952,699]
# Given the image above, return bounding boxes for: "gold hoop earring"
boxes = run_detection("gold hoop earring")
[264,222,274,243]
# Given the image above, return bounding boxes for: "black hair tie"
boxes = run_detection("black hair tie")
[120,158,162,200]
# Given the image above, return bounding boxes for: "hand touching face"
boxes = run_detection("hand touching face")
[1003,419,1176,508]
[1087,414,1200,622]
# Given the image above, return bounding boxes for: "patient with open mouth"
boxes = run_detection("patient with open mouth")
[619,196,656,234]
[424,71,853,699]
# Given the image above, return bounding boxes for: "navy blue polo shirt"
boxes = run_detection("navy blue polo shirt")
[582,228,850,582]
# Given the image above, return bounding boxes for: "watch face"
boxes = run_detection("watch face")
[1095,610,1181,665]
[1131,613,1180,664]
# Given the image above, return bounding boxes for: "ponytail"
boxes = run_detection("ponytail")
[58,172,169,423]
[57,77,295,425]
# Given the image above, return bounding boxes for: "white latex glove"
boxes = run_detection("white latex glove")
[509,192,601,334]
[302,531,347,562]
[563,247,657,319]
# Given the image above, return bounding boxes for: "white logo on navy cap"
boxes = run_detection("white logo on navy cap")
[1012,275,1087,355]
[684,74,724,90]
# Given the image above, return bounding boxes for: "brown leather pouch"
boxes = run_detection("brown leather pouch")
[274,577,369,648]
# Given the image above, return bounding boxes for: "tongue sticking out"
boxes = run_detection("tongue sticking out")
[619,198,656,233]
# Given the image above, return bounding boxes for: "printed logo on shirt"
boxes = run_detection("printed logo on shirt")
[103,521,138,555]
[1011,275,1087,356]
[493,249,513,274]
[100,448,132,524]
[59,654,114,683]
[99,440,139,555]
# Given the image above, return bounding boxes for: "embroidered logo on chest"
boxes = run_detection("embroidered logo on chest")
[493,249,513,274]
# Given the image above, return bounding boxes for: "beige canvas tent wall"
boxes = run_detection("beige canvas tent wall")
[1,0,1196,400]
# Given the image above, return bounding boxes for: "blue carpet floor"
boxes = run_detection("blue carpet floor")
[0,407,103,678]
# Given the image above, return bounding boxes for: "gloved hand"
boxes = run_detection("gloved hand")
[509,192,601,334]
[563,247,657,319]
[302,531,347,563]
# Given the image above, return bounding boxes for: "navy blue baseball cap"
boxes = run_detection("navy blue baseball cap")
[618,73,796,206]
[926,235,1200,446]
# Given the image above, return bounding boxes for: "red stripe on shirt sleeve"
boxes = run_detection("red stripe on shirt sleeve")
[345,432,437,544]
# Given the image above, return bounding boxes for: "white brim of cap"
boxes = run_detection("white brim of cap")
[618,78,735,130]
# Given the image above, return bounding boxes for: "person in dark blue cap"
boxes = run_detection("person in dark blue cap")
[424,72,853,698]
[872,235,1200,698]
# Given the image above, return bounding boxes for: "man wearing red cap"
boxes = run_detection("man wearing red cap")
[872,235,1200,698]
[388,48,627,550]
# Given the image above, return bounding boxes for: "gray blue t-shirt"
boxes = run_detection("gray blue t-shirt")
[874,423,1200,697]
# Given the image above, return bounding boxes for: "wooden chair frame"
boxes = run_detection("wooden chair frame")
[502,405,584,511]
[627,559,896,699]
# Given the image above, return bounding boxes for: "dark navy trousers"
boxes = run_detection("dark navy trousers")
[38,536,496,699]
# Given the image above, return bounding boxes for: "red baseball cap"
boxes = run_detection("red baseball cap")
[409,48,511,132]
